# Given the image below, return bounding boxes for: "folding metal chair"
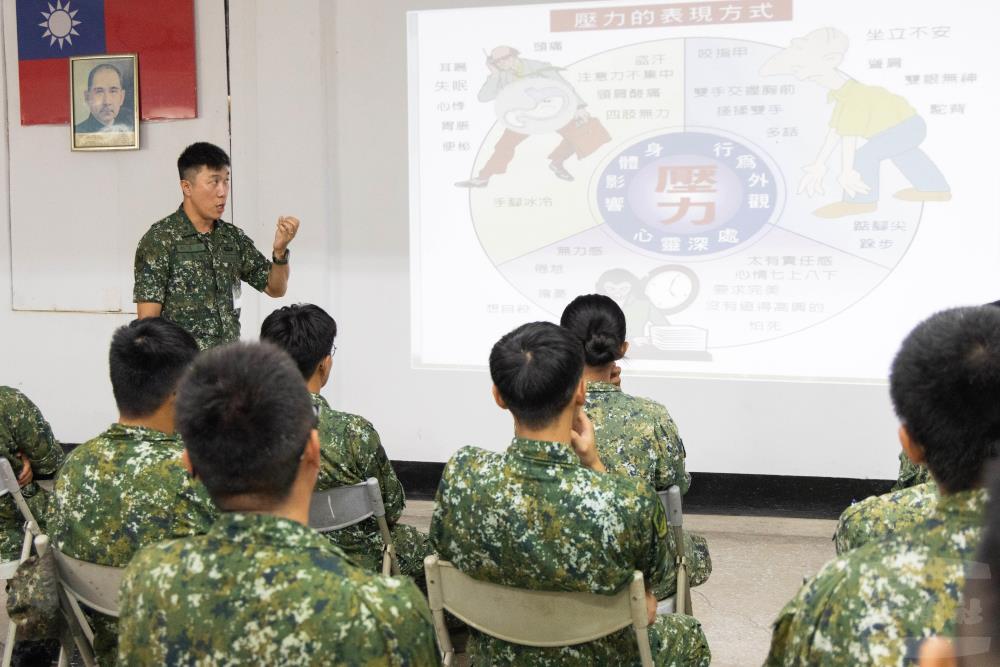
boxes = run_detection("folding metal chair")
[658,485,692,616]
[308,477,400,575]
[424,555,653,667]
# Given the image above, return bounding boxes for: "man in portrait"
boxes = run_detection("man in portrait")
[75,62,133,133]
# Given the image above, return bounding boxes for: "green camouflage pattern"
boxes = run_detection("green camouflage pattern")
[133,206,272,349]
[430,437,711,666]
[48,423,217,666]
[585,381,711,598]
[892,451,932,491]
[312,393,432,581]
[766,488,987,666]
[585,381,690,493]
[0,387,64,561]
[834,481,938,554]
[118,512,440,666]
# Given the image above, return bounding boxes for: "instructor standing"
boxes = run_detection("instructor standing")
[133,142,299,349]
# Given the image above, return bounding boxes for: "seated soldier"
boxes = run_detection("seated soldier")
[561,294,712,598]
[766,306,1000,665]
[430,321,710,666]
[0,387,64,561]
[117,343,437,664]
[894,450,931,490]
[48,318,216,665]
[260,304,431,581]
[834,480,937,554]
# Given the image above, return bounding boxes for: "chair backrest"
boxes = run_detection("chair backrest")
[425,555,653,666]
[658,486,683,527]
[51,550,124,618]
[308,477,385,533]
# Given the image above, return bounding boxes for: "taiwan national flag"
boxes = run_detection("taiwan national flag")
[16,0,197,125]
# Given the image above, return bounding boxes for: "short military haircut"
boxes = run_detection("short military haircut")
[489,322,584,429]
[560,294,627,367]
[109,318,199,419]
[890,306,1000,492]
[260,304,337,380]
[87,63,122,90]
[177,141,231,181]
[175,342,314,504]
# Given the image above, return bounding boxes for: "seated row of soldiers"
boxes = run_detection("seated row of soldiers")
[0,294,712,665]
[1,298,997,664]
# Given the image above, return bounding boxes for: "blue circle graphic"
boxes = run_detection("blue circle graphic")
[596,131,779,257]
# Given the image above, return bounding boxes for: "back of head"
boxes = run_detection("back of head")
[890,306,1000,492]
[489,322,584,429]
[175,342,314,505]
[260,304,337,380]
[177,141,230,181]
[560,294,626,367]
[109,318,199,419]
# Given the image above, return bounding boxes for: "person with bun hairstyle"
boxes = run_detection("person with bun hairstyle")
[561,294,712,600]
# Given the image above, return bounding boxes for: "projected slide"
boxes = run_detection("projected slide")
[408,1,997,380]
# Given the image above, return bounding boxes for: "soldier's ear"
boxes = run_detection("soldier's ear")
[180,179,192,197]
[301,430,321,467]
[620,341,629,358]
[491,385,508,411]
[899,424,926,465]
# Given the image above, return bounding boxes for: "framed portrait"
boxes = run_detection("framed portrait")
[70,54,139,151]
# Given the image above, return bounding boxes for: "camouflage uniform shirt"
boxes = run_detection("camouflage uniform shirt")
[766,488,987,666]
[118,512,440,666]
[430,437,711,666]
[312,393,431,578]
[0,387,64,561]
[133,206,272,349]
[892,451,932,491]
[585,381,711,598]
[834,481,938,554]
[585,381,690,493]
[49,423,217,665]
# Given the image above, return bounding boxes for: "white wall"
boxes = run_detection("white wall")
[0,0,902,479]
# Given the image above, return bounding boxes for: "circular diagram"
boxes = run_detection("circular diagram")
[465,37,924,355]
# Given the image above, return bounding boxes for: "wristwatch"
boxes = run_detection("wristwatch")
[272,249,290,265]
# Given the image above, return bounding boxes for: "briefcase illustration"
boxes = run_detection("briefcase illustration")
[560,117,612,159]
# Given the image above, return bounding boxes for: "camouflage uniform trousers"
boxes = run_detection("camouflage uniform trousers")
[467,612,711,666]
[328,522,434,590]
[652,530,712,602]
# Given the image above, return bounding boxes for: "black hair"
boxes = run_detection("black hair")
[260,304,337,380]
[560,294,626,367]
[489,322,584,429]
[175,342,314,505]
[109,318,199,419]
[890,306,1000,492]
[87,63,122,90]
[177,142,231,181]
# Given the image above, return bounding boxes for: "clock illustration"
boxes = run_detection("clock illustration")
[645,265,699,316]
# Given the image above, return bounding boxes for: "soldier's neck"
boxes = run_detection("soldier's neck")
[513,410,574,445]
[182,200,215,234]
[118,402,175,435]
[582,364,614,383]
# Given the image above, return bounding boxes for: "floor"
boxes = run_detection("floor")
[399,501,839,667]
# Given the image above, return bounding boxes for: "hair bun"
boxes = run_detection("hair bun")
[584,332,619,366]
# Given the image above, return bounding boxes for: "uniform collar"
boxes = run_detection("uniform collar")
[310,392,330,410]
[209,512,327,549]
[932,487,988,521]
[175,204,217,238]
[104,422,178,444]
[508,437,580,467]
[586,380,621,394]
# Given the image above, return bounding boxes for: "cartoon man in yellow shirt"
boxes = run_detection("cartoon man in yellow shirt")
[762,28,951,219]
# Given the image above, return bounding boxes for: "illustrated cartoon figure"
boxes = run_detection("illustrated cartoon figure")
[762,28,951,219]
[456,45,610,187]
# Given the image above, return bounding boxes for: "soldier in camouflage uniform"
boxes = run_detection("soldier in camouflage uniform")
[261,304,432,581]
[431,322,710,666]
[133,142,301,350]
[562,294,712,599]
[0,387,63,562]
[49,319,215,666]
[834,480,937,554]
[766,306,1000,665]
[118,343,438,665]
[893,449,931,490]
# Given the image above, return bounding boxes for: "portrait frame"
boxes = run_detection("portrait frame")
[69,54,139,151]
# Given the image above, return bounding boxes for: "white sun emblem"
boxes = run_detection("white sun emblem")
[39,0,82,49]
